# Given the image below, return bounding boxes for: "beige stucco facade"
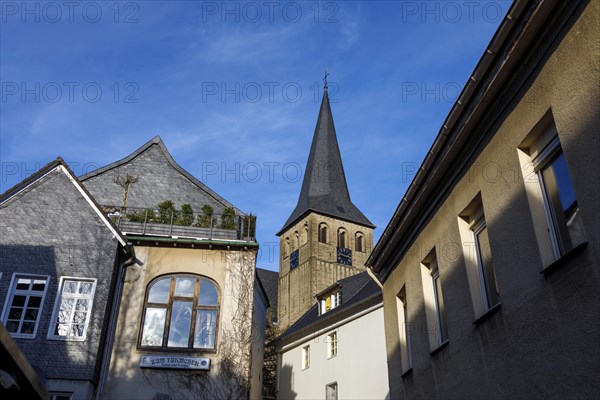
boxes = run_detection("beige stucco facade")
[378,1,599,399]
[278,304,389,400]
[278,213,374,330]
[103,243,262,399]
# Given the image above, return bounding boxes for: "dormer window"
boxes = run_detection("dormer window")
[319,290,341,315]
[337,228,347,248]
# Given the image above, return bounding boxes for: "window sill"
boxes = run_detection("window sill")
[137,346,218,354]
[327,354,337,360]
[48,336,88,342]
[430,339,450,356]
[401,368,413,379]
[541,242,588,275]
[473,303,502,326]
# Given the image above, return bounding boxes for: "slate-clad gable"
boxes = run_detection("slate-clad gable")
[81,136,242,214]
[278,89,374,235]
[0,165,123,383]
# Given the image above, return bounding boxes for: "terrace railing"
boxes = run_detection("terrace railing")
[104,206,256,242]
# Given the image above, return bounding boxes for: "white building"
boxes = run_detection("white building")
[276,272,389,400]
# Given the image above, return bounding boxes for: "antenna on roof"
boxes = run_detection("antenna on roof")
[323,67,329,90]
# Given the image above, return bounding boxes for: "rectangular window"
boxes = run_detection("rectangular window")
[518,113,586,268]
[302,345,310,369]
[327,331,338,358]
[396,286,412,373]
[459,195,500,318]
[1,274,49,338]
[534,137,584,259]
[48,277,97,340]
[326,382,338,400]
[420,250,447,350]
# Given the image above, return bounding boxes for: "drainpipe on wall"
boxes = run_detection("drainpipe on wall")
[95,243,136,400]
[367,267,384,289]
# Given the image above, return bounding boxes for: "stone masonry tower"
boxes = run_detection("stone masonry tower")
[277,84,375,330]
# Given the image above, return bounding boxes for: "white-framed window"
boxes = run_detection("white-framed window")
[397,286,412,373]
[420,250,447,350]
[458,196,500,317]
[327,331,338,358]
[1,274,50,339]
[302,345,310,369]
[518,113,586,268]
[48,277,97,341]
[326,382,338,400]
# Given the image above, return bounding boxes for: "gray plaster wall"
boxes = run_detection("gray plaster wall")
[0,168,122,384]
[81,144,229,213]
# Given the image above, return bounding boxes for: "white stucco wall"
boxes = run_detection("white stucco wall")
[278,305,389,400]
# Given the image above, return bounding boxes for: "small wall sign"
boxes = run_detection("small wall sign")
[139,355,211,370]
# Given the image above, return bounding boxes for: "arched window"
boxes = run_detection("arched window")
[294,231,300,249]
[140,275,219,350]
[355,233,364,252]
[319,224,328,244]
[338,228,347,248]
[285,237,290,254]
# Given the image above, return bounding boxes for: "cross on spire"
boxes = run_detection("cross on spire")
[323,68,329,90]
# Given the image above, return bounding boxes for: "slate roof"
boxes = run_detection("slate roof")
[0,157,128,248]
[278,89,374,235]
[278,272,381,342]
[80,136,244,215]
[256,268,279,323]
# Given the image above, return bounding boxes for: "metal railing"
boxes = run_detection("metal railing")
[103,206,256,242]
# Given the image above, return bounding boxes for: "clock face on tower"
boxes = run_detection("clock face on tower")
[290,250,299,270]
[337,247,352,266]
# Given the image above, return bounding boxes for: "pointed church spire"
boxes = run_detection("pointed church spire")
[278,79,374,235]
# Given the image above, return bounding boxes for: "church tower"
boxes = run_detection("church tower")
[277,82,375,330]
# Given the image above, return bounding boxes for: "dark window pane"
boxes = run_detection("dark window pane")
[6,321,19,332]
[551,153,577,215]
[21,322,35,334]
[27,296,41,308]
[168,302,192,348]
[12,295,26,307]
[16,278,31,290]
[24,308,38,321]
[32,280,46,291]
[9,308,23,320]
[198,280,218,306]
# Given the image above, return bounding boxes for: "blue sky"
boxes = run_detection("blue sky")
[0,1,511,271]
